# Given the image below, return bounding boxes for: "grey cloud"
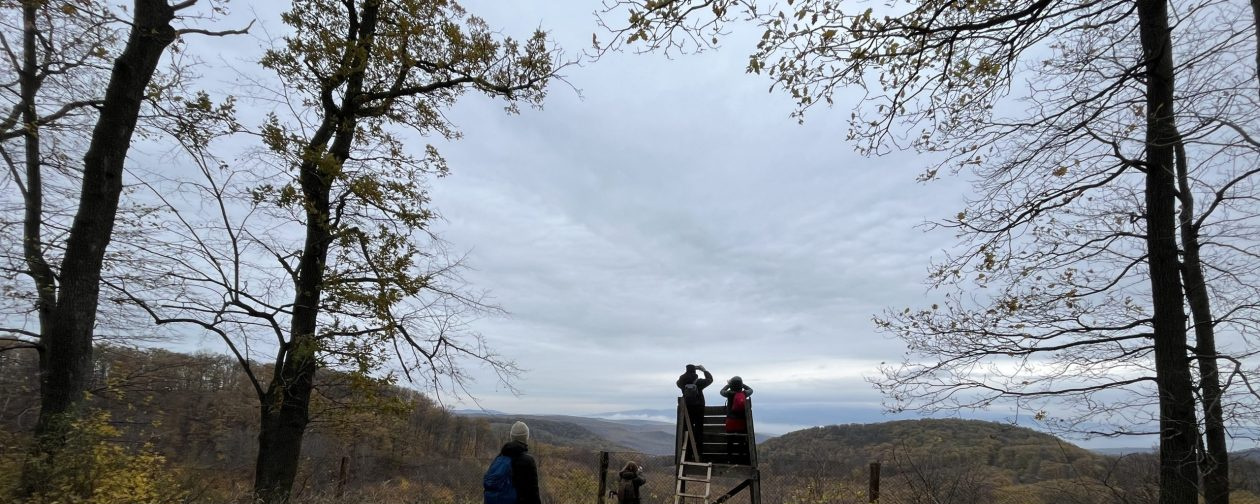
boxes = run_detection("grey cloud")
[180,0,995,441]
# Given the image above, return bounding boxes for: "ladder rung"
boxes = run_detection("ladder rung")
[678,492,710,498]
[681,461,712,467]
[678,476,711,482]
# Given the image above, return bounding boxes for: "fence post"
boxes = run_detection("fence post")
[336,456,349,498]
[869,461,880,503]
[598,451,610,504]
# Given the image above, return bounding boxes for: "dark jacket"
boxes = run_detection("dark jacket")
[617,469,646,504]
[501,441,541,504]
[677,369,713,405]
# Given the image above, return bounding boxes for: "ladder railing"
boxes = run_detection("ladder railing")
[675,429,713,504]
[679,399,703,463]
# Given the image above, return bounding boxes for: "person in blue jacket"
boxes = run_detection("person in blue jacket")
[500,421,541,504]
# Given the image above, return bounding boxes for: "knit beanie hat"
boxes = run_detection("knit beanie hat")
[510,421,530,443]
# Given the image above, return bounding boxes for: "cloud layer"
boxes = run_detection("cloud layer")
[423,1,969,433]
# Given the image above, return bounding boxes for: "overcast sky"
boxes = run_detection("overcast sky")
[172,1,1173,449]
[404,1,974,434]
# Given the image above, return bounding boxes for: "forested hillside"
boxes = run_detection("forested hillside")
[762,419,1101,482]
[0,345,587,502]
[480,416,639,453]
[463,413,679,455]
[4,346,1259,503]
[759,419,1260,503]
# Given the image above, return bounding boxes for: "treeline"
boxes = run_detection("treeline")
[761,419,1103,483]
[0,0,563,501]
[5,347,1259,503]
[757,419,1260,504]
[0,345,505,502]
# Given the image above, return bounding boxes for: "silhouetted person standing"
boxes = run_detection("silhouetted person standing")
[677,364,713,460]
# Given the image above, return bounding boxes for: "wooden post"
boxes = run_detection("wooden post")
[336,456,349,498]
[598,451,609,504]
[869,462,880,503]
[676,399,687,496]
[745,398,758,467]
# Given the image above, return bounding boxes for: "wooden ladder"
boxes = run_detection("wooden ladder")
[674,430,713,504]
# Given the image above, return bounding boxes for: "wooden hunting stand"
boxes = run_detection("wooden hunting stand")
[674,397,761,504]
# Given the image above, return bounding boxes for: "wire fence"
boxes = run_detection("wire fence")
[311,448,1260,504]
[583,450,1260,504]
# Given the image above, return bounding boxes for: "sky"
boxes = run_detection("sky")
[413,2,967,431]
[168,1,1166,449]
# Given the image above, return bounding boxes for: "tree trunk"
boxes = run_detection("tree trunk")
[253,353,317,503]
[250,143,332,501]
[1252,0,1260,97]
[1136,2,1201,504]
[251,4,381,501]
[19,1,55,330]
[21,0,177,496]
[1174,140,1229,504]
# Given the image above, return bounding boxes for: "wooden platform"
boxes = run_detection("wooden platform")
[677,404,759,467]
[674,398,761,503]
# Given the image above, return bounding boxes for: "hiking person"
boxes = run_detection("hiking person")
[720,376,754,464]
[484,421,541,504]
[676,364,713,460]
[615,461,646,504]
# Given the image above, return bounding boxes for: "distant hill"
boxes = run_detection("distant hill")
[591,408,676,424]
[460,410,778,456]
[1091,446,1260,464]
[452,408,508,416]
[1089,446,1155,456]
[458,413,675,455]
[595,408,777,441]
[476,414,642,453]
[538,415,680,455]
[760,418,1105,484]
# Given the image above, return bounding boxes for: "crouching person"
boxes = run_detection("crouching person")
[616,461,646,504]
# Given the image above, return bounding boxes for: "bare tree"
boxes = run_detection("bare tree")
[889,445,996,504]
[598,2,1260,503]
[0,0,247,497]
[110,0,568,501]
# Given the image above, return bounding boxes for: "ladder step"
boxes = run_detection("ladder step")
[678,476,711,482]
[678,492,711,498]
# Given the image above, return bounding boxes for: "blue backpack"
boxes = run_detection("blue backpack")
[484,454,516,504]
